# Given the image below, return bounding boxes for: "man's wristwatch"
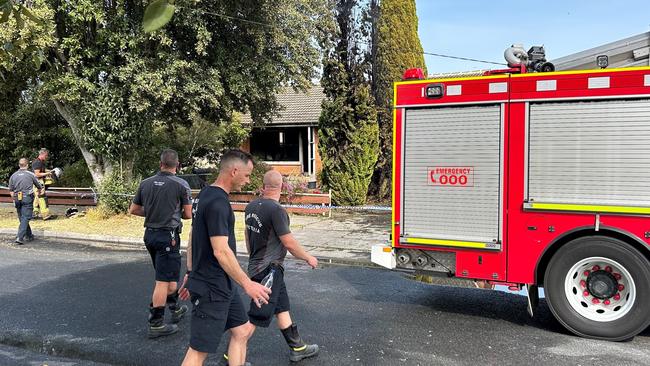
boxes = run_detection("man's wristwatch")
[186,270,191,275]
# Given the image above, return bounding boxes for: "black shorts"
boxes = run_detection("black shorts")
[144,228,181,282]
[248,265,290,328]
[189,288,248,353]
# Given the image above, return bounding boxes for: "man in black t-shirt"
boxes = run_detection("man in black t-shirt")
[130,149,193,338]
[180,150,270,366]
[243,170,319,363]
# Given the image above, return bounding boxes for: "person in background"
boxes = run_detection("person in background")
[31,148,52,220]
[8,158,43,245]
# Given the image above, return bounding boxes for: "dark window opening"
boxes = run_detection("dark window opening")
[250,128,300,161]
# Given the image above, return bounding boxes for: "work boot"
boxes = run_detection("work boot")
[218,353,252,366]
[148,305,178,338]
[281,324,319,362]
[167,293,188,323]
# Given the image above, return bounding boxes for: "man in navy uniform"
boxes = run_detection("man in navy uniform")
[8,158,43,245]
[129,149,193,338]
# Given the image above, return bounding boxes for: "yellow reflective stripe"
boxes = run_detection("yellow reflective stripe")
[405,237,488,249]
[527,202,650,215]
[392,82,398,247]
[293,345,307,352]
[511,65,650,78]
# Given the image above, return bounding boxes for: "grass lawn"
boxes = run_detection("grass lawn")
[0,206,246,242]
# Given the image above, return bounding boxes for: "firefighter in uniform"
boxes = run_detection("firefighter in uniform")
[8,158,44,245]
[129,149,193,338]
[31,148,52,220]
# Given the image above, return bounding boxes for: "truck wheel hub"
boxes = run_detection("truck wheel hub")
[586,271,618,299]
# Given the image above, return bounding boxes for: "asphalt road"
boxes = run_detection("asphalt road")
[0,238,649,366]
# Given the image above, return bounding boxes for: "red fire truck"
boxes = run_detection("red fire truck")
[371,50,650,341]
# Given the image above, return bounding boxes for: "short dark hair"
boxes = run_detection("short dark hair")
[219,149,253,172]
[18,158,29,168]
[160,149,179,168]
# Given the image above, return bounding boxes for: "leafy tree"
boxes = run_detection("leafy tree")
[1,0,331,185]
[371,0,426,198]
[0,69,82,183]
[318,0,379,206]
[134,116,250,178]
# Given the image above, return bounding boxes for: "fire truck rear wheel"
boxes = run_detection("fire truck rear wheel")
[544,236,650,341]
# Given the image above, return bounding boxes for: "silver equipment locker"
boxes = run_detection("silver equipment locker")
[401,105,503,244]
[528,99,650,206]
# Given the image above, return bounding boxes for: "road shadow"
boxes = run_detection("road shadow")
[0,257,191,366]
[332,266,625,338]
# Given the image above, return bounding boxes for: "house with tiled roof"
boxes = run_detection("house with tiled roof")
[240,85,324,183]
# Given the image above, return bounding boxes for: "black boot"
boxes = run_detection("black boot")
[148,305,178,338]
[167,293,188,323]
[281,324,319,362]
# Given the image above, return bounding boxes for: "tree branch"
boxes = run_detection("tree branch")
[53,100,105,184]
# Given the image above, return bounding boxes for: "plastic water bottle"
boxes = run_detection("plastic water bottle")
[261,269,276,289]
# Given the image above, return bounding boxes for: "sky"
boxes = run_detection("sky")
[415,0,650,73]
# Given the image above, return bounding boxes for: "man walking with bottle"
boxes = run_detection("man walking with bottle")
[180,150,271,366]
[241,169,319,363]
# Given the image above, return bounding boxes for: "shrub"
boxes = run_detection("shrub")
[242,159,272,193]
[97,171,139,215]
[56,160,94,187]
[282,174,310,201]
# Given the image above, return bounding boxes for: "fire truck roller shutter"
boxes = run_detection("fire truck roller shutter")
[528,99,650,207]
[402,105,502,244]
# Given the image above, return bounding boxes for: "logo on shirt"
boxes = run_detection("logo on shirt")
[245,212,262,233]
[154,181,165,186]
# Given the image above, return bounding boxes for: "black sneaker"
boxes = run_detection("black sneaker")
[170,305,188,323]
[14,238,24,245]
[289,344,319,362]
[147,323,178,338]
[25,235,34,242]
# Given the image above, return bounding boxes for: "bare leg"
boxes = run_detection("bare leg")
[168,281,178,295]
[152,281,170,307]
[276,311,292,330]
[181,347,207,366]
[227,322,254,366]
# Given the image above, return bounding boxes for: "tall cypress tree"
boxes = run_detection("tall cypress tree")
[318,0,379,206]
[371,0,427,198]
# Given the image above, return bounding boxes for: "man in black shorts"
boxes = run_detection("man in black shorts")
[129,149,193,338]
[243,170,319,362]
[180,150,271,366]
